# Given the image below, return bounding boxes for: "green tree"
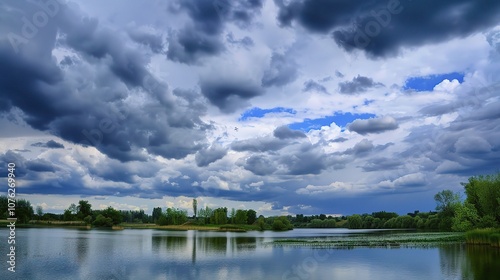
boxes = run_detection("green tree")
[347,214,362,229]
[157,214,168,226]
[77,200,92,220]
[234,209,247,224]
[198,206,213,224]
[84,215,93,225]
[247,209,257,225]
[102,206,122,225]
[36,206,43,220]
[165,208,188,225]
[384,217,398,229]
[463,173,500,223]
[452,202,479,231]
[193,199,198,218]
[256,215,266,230]
[63,209,73,221]
[16,199,34,223]
[435,190,460,213]
[399,215,415,228]
[211,207,227,224]
[93,214,113,227]
[152,207,162,223]
[363,216,374,228]
[68,203,77,214]
[434,190,460,231]
[372,217,383,229]
[230,208,236,224]
[272,216,293,231]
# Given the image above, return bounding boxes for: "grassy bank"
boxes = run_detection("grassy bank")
[271,232,465,248]
[465,229,500,247]
[0,220,91,229]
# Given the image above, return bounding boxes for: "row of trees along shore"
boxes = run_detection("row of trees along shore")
[1,172,498,233]
[0,198,293,230]
[289,172,500,232]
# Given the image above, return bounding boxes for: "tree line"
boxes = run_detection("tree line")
[2,172,496,231]
[152,199,292,231]
[290,172,500,231]
[0,198,293,230]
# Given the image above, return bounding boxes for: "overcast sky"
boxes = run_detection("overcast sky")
[1,0,499,216]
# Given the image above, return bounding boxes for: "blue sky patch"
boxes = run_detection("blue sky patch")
[239,107,296,121]
[288,112,376,132]
[403,72,464,92]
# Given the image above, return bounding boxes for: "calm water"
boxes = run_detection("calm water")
[1,228,499,280]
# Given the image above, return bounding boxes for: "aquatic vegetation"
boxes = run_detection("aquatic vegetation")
[465,229,500,247]
[270,232,465,248]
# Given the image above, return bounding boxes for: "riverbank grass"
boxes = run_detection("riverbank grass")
[465,229,500,247]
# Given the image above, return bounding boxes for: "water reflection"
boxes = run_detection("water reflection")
[464,245,500,280]
[151,231,258,262]
[76,236,88,263]
[2,228,500,280]
[152,235,188,252]
[197,236,227,254]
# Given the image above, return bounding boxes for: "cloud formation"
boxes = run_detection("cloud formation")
[0,0,498,216]
[275,0,500,57]
[338,75,383,94]
[348,116,399,135]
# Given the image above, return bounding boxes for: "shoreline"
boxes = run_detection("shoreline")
[0,220,261,232]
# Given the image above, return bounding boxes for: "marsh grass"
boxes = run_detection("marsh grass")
[271,232,465,248]
[465,229,500,247]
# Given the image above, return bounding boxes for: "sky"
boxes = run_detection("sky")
[0,0,500,217]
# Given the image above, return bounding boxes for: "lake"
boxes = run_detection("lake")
[1,228,499,279]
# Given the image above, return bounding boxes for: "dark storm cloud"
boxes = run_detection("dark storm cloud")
[242,154,277,176]
[279,143,328,175]
[167,0,263,64]
[261,53,298,87]
[0,151,57,176]
[348,116,399,135]
[200,78,263,113]
[226,33,254,48]
[26,158,57,172]
[338,75,383,94]
[31,140,64,149]
[343,139,374,156]
[273,125,307,139]
[302,80,328,94]
[127,27,164,54]
[166,27,225,64]
[361,157,402,172]
[60,56,74,66]
[0,1,210,162]
[330,137,348,143]
[0,151,28,177]
[419,102,458,116]
[274,0,500,57]
[231,137,287,152]
[85,159,159,184]
[195,145,228,167]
